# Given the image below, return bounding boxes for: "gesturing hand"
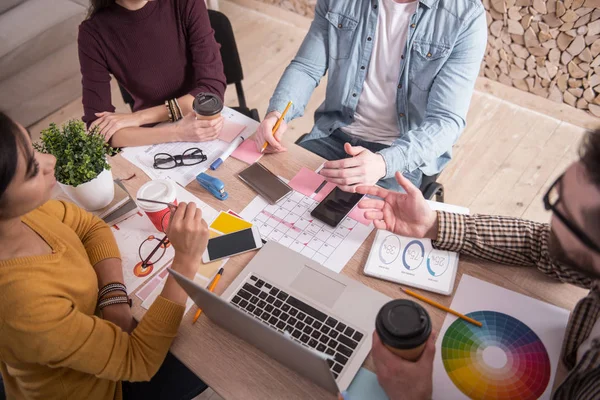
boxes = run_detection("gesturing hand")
[372,332,437,400]
[356,172,439,240]
[319,143,386,192]
[175,112,224,142]
[91,112,142,142]
[252,111,288,153]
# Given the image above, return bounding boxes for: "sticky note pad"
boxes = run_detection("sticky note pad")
[219,120,246,143]
[209,211,252,234]
[231,139,263,164]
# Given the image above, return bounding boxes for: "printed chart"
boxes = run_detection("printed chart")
[432,275,570,400]
[240,190,373,273]
[363,200,467,295]
[442,311,551,400]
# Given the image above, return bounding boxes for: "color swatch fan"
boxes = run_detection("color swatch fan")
[432,275,569,400]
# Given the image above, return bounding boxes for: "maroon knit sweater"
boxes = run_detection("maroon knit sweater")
[78,0,226,126]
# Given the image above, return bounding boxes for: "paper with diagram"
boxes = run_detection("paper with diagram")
[363,201,469,295]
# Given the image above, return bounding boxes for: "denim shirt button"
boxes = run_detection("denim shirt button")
[373,4,378,8]
[367,37,372,41]
[427,52,432,57]
[399,113,405,118]
[361,66,365,70]
[401,54,405,60]
[411,23,416,28]
[338,23,343,28]
[398,83,402,89]
[352,93,357,97]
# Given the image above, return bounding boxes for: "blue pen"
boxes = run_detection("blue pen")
[210,136,245,170]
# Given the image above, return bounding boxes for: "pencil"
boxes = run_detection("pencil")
[261,101,292,153]
[192,268,224,324]
[401,287,483,327]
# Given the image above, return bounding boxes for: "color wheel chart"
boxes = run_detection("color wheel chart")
[432,275,570,400]
[442,311,550,400]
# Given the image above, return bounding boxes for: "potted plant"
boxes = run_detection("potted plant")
[34,120,116,211]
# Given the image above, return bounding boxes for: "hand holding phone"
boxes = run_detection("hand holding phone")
[202,226,263,263]
[311,187,364,227]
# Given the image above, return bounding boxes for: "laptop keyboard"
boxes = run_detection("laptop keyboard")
[230,274,364,380]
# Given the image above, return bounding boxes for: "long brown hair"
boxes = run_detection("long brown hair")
[87,0,115,18]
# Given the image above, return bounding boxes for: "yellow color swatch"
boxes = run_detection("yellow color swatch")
[209,211,252,234]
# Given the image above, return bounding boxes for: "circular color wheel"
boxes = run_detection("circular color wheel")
[442,311,551,400]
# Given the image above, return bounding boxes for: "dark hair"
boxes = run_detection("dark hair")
[0,112,34,203]
[87,0,114,18]
[580,130,600,188]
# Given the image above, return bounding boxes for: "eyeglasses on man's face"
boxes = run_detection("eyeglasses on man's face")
[543,174,600,254]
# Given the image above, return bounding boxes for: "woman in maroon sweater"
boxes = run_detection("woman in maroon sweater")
[79,0,227,147]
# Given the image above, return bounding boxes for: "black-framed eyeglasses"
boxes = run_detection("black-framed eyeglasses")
[544,174,600,254]
[153,147,207,170]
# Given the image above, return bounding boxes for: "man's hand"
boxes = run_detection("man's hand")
[174,112,224,142]
[252,111,288,153]
[356,172,439,240]
[319,143,386,192]
[372,332,437,400]
[166,202,210,278]
[91,112,143,142]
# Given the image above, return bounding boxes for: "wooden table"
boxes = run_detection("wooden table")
[111,134,587,400]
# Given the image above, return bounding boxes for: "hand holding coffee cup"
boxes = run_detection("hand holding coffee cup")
[175,93,224,142]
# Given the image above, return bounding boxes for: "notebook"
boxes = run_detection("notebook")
[363,201,469,296]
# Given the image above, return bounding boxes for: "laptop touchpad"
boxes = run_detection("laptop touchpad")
[290,266,346,308]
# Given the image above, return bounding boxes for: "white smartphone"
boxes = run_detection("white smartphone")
[202,226,263,263]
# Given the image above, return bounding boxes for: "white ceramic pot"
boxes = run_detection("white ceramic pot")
[59,168,115,211]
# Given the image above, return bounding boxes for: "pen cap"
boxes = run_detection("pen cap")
[375,299,431,361]
[193,93,223,119]
[210,158,223,170]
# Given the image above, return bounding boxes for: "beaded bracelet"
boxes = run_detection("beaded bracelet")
[171,98,183,121]
[98,295,132,310]
[165,100,174,122]
[98,282,127,300]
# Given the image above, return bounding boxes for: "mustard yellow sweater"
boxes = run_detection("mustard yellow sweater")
[0,201,185,400]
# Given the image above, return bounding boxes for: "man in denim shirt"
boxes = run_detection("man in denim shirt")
[253,0,487,192]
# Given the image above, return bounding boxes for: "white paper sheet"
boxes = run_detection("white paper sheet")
[121,107,259,186]
[112,185,218,293]
[240,190,374,273]
[432,275,570,400]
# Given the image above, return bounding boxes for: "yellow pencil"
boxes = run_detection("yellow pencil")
[261,101,292,153]
[192,267,224,324]
[401,287,483,327]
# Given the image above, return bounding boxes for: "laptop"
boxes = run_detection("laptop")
[168,241,391,393]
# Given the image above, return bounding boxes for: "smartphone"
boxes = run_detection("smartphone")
[202,226,263,263]
[310,187,364,227]
[238,162,292,205]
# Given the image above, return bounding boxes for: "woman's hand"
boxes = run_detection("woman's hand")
[166,203,210,278]
[90,112,142,142]
[174,112,224,142]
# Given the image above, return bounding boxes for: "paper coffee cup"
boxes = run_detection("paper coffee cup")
[193,93,223,120]
[137,180,178,232]
[375,299,432,362]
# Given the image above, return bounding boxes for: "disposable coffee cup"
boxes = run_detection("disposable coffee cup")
[375,299,432,361]
[193,93,223,120]
[136,179,178,232]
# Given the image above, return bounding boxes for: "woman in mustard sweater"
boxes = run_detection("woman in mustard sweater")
[0,111,210,400]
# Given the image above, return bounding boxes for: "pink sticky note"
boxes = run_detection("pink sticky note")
[219,120,246,143]
[348,206,371,226]
[231,139,263,164]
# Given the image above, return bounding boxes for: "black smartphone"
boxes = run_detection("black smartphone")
[310,187,364,227]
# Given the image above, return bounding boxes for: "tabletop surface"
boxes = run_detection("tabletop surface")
[112,134,585,400]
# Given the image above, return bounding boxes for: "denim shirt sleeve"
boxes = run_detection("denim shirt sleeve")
[378,7,487,179]
[267,0,329,121]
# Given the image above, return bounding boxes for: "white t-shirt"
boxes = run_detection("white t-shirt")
[341,0,418,145]
[577,316,600,362]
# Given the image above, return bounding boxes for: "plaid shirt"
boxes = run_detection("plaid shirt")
[433,212,600,400]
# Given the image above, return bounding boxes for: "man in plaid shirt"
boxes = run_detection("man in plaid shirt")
[356,131,600,400]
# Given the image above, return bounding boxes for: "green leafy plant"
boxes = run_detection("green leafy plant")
[34,120,115,187]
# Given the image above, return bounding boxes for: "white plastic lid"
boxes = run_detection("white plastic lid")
[136,179,177,212]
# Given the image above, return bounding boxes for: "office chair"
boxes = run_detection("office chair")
[118,10,259,123]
